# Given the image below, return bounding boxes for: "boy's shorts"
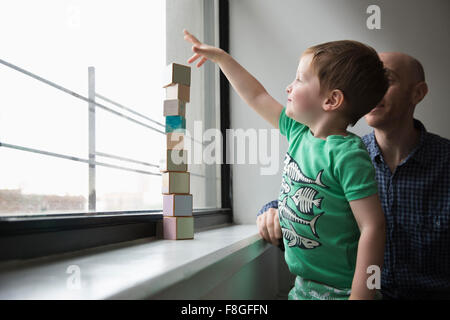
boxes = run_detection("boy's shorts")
[288,275,383,300]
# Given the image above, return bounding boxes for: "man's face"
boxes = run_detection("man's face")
[365,53,417,128]
[285,53,323,125]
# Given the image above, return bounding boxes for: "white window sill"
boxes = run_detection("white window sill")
[0,224,270,299]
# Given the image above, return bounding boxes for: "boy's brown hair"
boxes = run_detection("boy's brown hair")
[303,40,389,126]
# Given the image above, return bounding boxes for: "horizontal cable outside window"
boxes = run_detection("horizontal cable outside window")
[0,58,165,135]
[0,142,210,178]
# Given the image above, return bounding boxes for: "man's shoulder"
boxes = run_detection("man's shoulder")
[361,132,373,147]
[423,131,450,163]
[426,131,450,150]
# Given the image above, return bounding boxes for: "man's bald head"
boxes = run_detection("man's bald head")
[365,51,428,130]
[378,52,425,85]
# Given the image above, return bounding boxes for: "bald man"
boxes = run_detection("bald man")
[257,52,450,300]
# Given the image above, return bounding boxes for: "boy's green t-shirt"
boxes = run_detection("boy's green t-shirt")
[278,107,379,290]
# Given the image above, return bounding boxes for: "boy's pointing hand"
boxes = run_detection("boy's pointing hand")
[183,29,225,67]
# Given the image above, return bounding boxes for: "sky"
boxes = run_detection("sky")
[0,0,166,212]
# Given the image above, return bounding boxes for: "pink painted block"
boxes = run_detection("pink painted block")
[163,216,194,240]
[163,217,177,240]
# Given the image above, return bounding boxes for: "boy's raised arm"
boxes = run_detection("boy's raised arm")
[183,29,283,128]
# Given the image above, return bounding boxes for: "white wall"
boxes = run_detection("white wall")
[229,0,450,224]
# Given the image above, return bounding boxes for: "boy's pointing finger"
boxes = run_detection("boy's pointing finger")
[197,57,208,68]
[187,53,201,64]
[183,29,201,45]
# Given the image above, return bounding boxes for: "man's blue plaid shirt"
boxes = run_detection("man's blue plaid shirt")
[258,118,450,299]
[362,119,450,299]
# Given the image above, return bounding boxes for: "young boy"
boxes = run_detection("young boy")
[183,30,387,300]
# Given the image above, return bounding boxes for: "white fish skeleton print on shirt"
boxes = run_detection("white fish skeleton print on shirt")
[291,186,323,215]
[279,152,328,249]
[283,153,328,188]
[282,220,321,249]
[280,180,291,195]
[279,197,323,238]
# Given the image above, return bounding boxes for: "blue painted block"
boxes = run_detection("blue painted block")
[165,115,186,133]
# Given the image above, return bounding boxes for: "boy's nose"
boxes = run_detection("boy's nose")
[286,85,291,94]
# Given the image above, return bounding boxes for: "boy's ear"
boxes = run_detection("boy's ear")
[323,89,345,111]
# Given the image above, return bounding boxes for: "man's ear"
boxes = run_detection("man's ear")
[323,89,345,111]
[411,81,428,105]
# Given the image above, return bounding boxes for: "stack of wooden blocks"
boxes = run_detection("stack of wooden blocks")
[161,63,194,240]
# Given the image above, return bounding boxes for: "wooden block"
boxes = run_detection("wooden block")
[163,99,186,117]
[166,132,184,150]
[166,83,190,102]
[165,115,186,133]
[163,216,194,240]
[163,63,191,88]
[163,194,193,216]
[159,149,188,172]
[162,171,190,194]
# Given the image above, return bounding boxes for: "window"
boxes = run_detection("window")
[0,0,224,217]
[0,0,231,259]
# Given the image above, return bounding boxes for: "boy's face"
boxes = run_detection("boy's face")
[285,53,323,125]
